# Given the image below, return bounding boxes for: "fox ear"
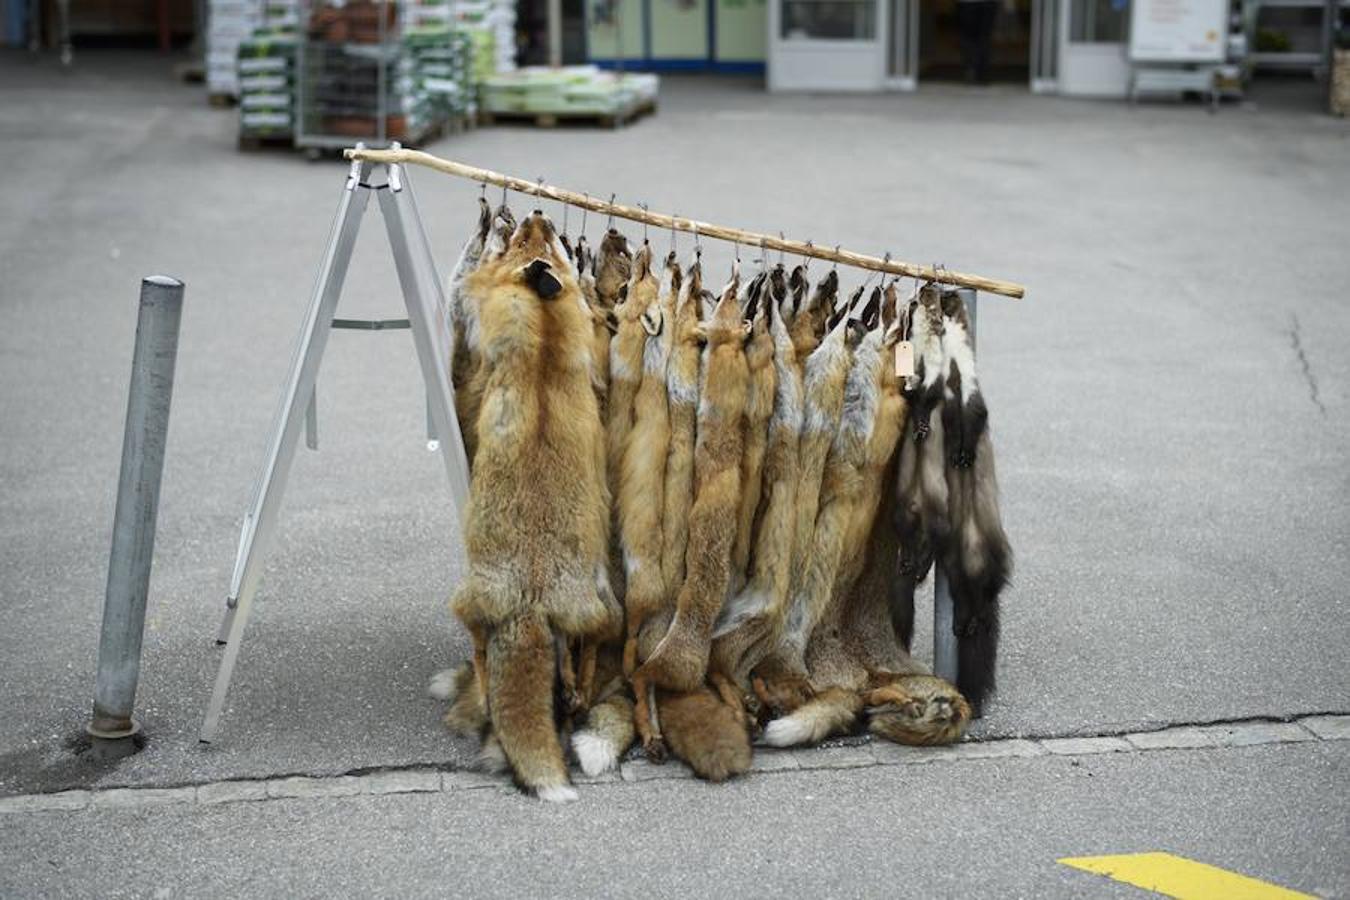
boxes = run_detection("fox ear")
[521,258,562,300]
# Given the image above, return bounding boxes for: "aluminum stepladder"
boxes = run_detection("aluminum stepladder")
[200,143,471,743]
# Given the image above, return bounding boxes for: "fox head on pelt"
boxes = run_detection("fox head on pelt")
[478,209,575,300]
[469,210,593,370]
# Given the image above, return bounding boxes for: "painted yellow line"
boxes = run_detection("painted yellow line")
[1058,852,1315,899]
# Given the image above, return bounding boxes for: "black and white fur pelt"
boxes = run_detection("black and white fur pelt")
[935,290,1011,716]
[891,286,949,652]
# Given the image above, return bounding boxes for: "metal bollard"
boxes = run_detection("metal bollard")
[87,276,184,759]
[932,287,976,685]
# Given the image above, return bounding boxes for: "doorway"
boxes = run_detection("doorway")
[918,0,1033,82]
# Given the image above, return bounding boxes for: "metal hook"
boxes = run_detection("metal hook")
[580,193,589,237]
[500,182,508,208]
[832,244,841,272]
[478,182,486,199]
[670,215,678,256]
[693,222,702,259]
[607,193,616,230]
[640,203,649,244]
[778,232,785,266]
[562,199,569,236]
[759,237,768,274]
[536,176,545,199]
[802,240,813,272]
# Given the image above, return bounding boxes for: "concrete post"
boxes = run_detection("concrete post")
[932,287,976,685]
[88,276,184,759]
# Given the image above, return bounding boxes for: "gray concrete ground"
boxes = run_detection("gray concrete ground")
[1,49,1348,897]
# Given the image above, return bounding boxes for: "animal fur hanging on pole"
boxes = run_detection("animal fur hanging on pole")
[763,286,970,748]
[892,285,950,651]
[618,249,677,678]
[730,272,776,596]
[448,201,512,467]
[631,265,750,756]
[752,274,853,714]
[604,236,650,598]
[710,265,803,697]
[936,290,1011,716]
[447,211,614,803]
[658,254,705,619]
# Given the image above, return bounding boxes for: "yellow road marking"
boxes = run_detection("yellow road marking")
[1058,852,1315,899]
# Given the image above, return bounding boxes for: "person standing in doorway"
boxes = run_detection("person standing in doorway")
[956,0,998,84]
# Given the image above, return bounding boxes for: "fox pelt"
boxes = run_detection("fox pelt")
[658,254,705,614]
[711,267,803,693]
[762,290,971,749]
[619,250,678,676]
[631,267,749,756]
[449,211,613,801]
[731,273,777,597]
[936,290,1011,716]
[450,202,514,467]
[752,284,856,715]
[605,238,655,600]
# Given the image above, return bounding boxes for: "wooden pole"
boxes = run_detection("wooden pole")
[344,147,1026,299]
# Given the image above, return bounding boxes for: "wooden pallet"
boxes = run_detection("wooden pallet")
[478,99,656,130]
[237,133,295,152]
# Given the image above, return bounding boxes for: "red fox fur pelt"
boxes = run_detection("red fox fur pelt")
[450,211,612,802]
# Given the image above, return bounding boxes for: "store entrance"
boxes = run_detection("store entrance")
[918,0,1032,83]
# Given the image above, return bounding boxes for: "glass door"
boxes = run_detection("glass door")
[1057,0,1131,95]
[768,0,888,89]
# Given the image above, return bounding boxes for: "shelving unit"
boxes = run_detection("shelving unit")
[1246,0,1347,72]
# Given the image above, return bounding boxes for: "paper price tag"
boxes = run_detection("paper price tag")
[894,341,915,378]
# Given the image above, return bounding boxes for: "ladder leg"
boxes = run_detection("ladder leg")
[377,159,472,527]
[200,159,374,743]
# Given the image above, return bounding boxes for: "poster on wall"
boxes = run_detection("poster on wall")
[1128,0,1228,62]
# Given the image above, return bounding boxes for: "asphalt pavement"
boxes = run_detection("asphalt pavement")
[0,49,1347,898]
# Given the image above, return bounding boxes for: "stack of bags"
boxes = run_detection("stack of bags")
[237,29,299,141]
[450,0,515,73]
[402,23,478,123]
[209,0,300,99]
[478,66,658,118]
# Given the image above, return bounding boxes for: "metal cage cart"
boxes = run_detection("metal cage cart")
[296,0,459,154]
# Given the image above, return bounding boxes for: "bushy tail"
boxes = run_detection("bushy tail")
[657,687,751,782]
[944,431,1011,717]
[571,692,635,777]
[486,615,575,802]
[760,688,863,748]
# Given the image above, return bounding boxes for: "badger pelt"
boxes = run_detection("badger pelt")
[631,267,750,757]
[730,272,777,596]
[618,250,679,679]
[892,285,950,651]
[751,298,860,715]
[448,211,612,801]
[658,254,705,619]
[763,307,970,749]
[936,290,1011,717]
[605,238,654,600]
[711,265,804,695]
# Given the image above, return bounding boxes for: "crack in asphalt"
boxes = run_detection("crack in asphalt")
[1287,313,1327,415]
